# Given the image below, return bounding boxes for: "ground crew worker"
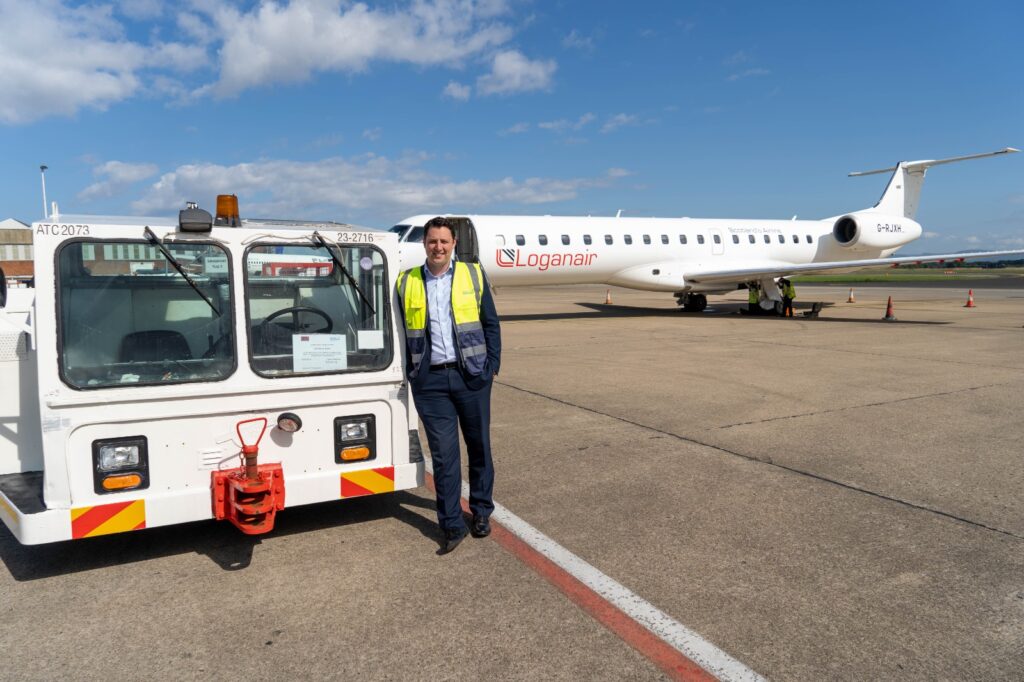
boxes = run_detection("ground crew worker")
[396,217,502,555]
[747,283,760,314]
[780,277,796,317]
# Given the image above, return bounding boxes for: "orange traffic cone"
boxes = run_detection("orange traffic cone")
[882,296,897,322]
[964,289,975,308]
[847,288,856,303]
[604,289,612,305]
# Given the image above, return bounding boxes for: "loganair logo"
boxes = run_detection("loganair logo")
[495,248,597,271]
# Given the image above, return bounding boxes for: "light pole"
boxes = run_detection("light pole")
[40,165,48,219]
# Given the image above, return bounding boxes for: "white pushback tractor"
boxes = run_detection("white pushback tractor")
[0,197,423,544]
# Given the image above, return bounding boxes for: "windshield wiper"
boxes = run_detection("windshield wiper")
[311,231,376,315]
[144,226,221,317]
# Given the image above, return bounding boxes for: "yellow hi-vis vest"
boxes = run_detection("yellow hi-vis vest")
[748,288,759,304]
[397,261,486,377]
[782,281,796,299]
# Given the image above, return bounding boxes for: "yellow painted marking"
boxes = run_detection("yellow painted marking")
[0,494,20,530]
[84,500,146,538]
[70,506,91,522]
[342,469,395,495]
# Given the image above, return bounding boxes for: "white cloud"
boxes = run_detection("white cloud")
[498,122,530,135]
[476,50,556,96]
[562,29,594,51]
[362,128,382,141]
[723,50,750,66]
[923,231,941,238]
[965,235,981,244]
[0,0,203,124]
[538,113,595,133]
[130,155,627,217]
[601,113,638,134]
[443,81,472,101]
[206,0,516,97]
[116,0,163,21]
[79,160,159,200]
[727,67,771,82]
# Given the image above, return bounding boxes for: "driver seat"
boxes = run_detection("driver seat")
[119,330,193,362]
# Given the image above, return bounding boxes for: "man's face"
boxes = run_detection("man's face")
[424,226,456,272]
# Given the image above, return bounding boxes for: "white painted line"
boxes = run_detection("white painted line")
[426,460,765,681]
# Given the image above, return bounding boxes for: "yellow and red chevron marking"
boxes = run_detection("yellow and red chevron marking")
[340,467,395,498]
[71,500,146,539]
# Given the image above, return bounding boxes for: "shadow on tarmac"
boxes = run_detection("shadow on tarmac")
[500,303,684,322]
[0,491,438,581]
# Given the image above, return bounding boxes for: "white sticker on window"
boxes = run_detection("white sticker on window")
[357,329,385,349]
[293,333,347,372]
[359,256,373,271]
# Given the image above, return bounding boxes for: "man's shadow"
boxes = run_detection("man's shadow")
[0,491,439,581]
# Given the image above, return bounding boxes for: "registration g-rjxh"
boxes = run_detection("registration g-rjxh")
[391,147,1022,311]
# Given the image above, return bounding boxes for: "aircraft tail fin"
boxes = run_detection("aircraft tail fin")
[849,147,1018,219]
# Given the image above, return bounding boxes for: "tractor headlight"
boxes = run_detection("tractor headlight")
[92,436,149,494]
[334,415,375,463]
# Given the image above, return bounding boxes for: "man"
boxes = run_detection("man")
[747,283,760,315]
[780,278,796,317]
[396,217,502,554]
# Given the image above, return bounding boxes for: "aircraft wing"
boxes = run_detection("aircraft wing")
[684,249,1024,284]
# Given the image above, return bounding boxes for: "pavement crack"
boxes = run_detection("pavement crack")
[717,382,1008,429]
[495,380,1024,543]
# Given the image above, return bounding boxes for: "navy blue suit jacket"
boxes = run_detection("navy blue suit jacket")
[402,264,501,390]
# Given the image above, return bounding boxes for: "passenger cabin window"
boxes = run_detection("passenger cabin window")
[777,234,785,244]
[624,235,633,245]
[583,234,592,245]
[605,235,613,245]
[713,234,721,244]
[516,235,525,246]
[246,244,391,377]
[561,235,570,245]
[732,235,740,244]
[763,234,770,244]
[791,235,799,243]
[56,240,235,389]
[748,234,756,244]
[806,235,813,243]
[679,235,687,244]
[661,235,669,245]
[643,235,651,245]
[697,235,705,244]
[539,235,548,246]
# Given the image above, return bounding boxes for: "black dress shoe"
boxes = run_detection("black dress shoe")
[439,527,468,554]
[471,515,491,538]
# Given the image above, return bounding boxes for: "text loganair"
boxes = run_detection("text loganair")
[495,248,597,271]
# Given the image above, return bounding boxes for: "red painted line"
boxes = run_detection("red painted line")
[376,466,395,481]
[340,478,375,498]
[424,473,715,681]
[71,500,133,538]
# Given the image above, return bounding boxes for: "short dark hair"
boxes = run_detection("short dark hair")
[424,216,456,239]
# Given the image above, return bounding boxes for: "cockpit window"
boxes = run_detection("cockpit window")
[388,224,410,236]
[56,240,235,389]
[245,244,392,377]
[403,226,425,243]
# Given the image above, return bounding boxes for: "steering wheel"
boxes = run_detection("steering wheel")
[255,306,333,354]
[262,306,333,333]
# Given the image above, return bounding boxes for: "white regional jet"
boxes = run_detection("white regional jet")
[391,148,1021,312]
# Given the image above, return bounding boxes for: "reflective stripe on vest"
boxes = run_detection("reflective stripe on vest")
[398,262,487,377]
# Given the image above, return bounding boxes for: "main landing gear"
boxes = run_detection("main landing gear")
[676,292,707,313]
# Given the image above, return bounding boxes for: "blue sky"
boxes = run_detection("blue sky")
[2,0,1022,250]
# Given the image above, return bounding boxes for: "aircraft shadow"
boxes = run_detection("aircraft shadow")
[500,303,685,322]
[0,490,439,580]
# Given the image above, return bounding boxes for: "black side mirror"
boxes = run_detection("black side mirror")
[0,265,7,308]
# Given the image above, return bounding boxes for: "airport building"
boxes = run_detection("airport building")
[1,218,33,287]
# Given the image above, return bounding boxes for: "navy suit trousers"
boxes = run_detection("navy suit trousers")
[412,366,495,531]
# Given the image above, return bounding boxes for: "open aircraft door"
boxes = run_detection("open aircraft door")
[448,217,480,264]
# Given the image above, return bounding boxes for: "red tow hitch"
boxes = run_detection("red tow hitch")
[212,417,285,535]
